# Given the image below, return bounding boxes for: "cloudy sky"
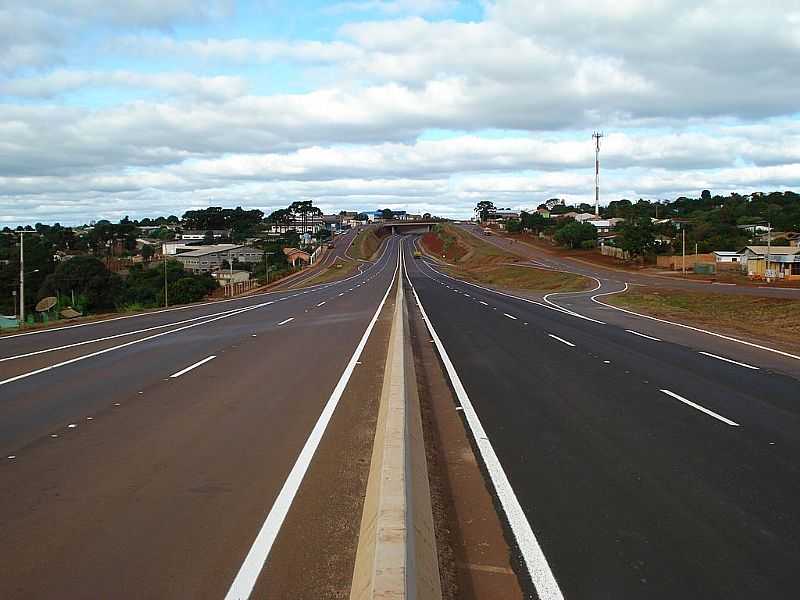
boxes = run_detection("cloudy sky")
[2,0,800,225]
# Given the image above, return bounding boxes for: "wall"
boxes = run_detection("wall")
[656,253,715,269]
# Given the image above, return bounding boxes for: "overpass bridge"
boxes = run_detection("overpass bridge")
[376,221,437,235]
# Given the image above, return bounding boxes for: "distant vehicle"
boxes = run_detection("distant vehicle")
[483,229,492,236]
[327,242,335,249]
[413,250,422,259]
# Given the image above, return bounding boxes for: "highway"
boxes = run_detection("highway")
[2,227,799,599]
[402,237,800,599]
[0,235,400,599]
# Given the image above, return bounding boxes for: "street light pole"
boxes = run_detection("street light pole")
[19,230,25,324]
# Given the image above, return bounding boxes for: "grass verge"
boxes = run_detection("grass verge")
[606,288,800,351]
[301,257,361,285]
[350,227,384,261]
[421,224,591,293]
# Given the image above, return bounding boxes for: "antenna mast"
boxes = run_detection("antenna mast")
[592,132,604,216]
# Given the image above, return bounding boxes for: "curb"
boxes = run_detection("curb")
[350,253,442,600]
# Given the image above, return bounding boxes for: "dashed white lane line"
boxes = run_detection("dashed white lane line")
[224,243,400,600]
[504,313,518,320]
[625,329,661,342]
[699,351,759,370]
[277,317,295,326]
[338,292,345,296]
[402,247,564,600]
[170,355,217,378]
[317,301,326,307]
[479,301,489,306]
[660,389,740,427]
[548,334,576,347]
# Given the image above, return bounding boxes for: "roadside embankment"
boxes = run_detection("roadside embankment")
[421,224,591,293]
[351,227,389,261]
[606,287,800,352]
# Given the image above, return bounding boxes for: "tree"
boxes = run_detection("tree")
[701,190,712,202]
[521,211,548,232]
[202,230,216,245]
[380,208,394,220]
[141,244,155,262]
[474,201,496,222]
[505,218,523,233]
[168,276,217,305]
[554,222,597,249]
[617,217,657,257]
[38,256,123,311]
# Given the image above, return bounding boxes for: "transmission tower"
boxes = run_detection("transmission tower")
[592,132,604,216]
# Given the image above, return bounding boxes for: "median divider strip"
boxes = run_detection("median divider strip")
[350,246,442,600]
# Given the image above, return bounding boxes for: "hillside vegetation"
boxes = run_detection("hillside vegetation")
[421,224,590,293]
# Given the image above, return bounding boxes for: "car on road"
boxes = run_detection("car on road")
[327,242,335,249]
[413,250,422,259]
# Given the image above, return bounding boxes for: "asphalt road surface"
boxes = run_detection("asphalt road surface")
[0,235,400,599]
[403,237,800,599]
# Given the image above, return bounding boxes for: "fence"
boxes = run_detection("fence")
[656,253,715,270]
[209,279,261,299]
[601,245,630,260]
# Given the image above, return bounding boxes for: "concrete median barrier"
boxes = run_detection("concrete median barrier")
[350,261,442,600]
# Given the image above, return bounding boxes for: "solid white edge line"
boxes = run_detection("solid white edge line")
[401,241,564,600]
[277,317,294,325]
[592,284,800,362]
[625,329,662,342]
[169,355,216,378]
[699,351,759,370]
[0,236,394,344]
[223,240,400,600]
[0,306,248,363]
[0,302,269,388]
[548,334,576,347]
[419,257,606,325]
[659,389,740,427]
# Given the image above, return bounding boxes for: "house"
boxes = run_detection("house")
[535,207,551,218]
[738,246,800,280]
[173,244,262,273]
[323,215,342,231]
[283,247,311,267]
[713,251,740,263]
[269,214,325,234]
[555,211,595,222]
[180,229,228,241]
[585,219,616,234]
[162,241,202,255]
[371,210,408,222]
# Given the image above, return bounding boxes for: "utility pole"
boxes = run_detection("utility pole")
[163,253,169,307]
[766,220,772,282]
[682,227,686,277]
[592,132,604,216]
[19,230,25,324]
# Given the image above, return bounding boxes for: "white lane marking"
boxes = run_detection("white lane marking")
[0,239,396,347]
[659,389,740,427]
[0,302,269,388]
[0,307,248,363]
[464,294,471,297]
[699,351,759,370]
[592,284,800,362]
[224,242,400,600]
[419,258,606,325]
[277,317,294,325]
[338,293,344,296]
[625,329,661,342]
[170,355,217,378]
[401,244,564,600]
[504,313,518,320]
[317,301,326,307]
[548,334,575,347]
[479,301,489,306]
